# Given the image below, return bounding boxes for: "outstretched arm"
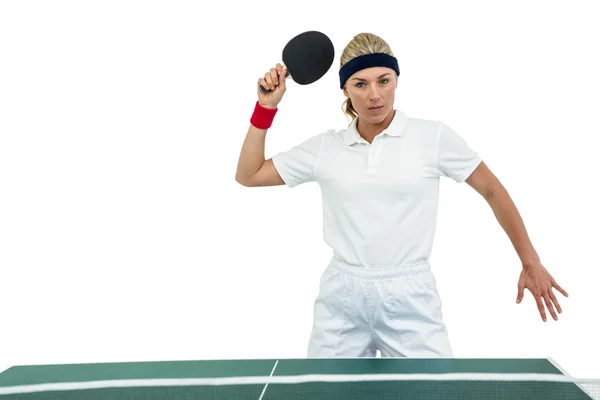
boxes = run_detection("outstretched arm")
[465,161,568,321]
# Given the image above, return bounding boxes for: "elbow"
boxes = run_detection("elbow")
[484,182,506,203]
[235,173,253,187]
[483,187,495,202]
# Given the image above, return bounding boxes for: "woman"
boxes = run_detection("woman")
[235,32,568,358]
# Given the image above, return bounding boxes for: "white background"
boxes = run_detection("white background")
[1,0,599,380]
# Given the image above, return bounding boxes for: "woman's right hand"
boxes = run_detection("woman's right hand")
[257,63,287,109]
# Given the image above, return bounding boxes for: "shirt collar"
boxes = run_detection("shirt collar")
[343,109,408,145]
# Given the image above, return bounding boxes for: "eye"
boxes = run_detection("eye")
[380,78,389,84]
[355,82,365,88]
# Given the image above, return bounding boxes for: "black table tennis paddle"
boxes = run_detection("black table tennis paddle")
[259,31,335,94]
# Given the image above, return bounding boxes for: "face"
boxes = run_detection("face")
[343,66,398,123]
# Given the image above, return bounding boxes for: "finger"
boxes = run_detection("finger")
[552,279,569,298]
[278,67,287,90]
[549,289,562,314]
[264,72,274,91]
[269,68,279,89]
[534,295,547,322]
[516,280,525,304]
[543,292,558,321]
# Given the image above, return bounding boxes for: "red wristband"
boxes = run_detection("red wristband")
[250,101,278,129]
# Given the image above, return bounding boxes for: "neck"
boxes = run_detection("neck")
[357,109,395,143]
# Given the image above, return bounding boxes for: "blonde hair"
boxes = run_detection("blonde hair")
[339,33,395,123]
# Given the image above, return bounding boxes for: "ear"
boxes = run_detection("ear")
[343,86,349,97]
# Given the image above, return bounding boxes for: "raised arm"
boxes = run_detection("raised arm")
[235,64,287,187]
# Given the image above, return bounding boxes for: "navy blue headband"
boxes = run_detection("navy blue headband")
[339,53,400,89]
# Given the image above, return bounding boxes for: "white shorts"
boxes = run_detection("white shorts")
[307,257,453,358]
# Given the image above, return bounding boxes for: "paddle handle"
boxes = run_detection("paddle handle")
[259,70,290,94]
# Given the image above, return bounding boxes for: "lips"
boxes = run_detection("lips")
[369,106,383,110]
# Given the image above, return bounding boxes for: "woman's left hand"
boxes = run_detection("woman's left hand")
[517,261,568,321]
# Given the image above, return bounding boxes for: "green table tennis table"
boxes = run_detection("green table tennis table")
[0,358,598,399]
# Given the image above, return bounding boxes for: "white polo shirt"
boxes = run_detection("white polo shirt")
[271,110,481,269]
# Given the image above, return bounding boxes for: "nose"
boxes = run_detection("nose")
[368,85,381,101]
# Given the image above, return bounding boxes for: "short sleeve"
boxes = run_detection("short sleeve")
[272,133,324,188]
[435,122,481,183]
